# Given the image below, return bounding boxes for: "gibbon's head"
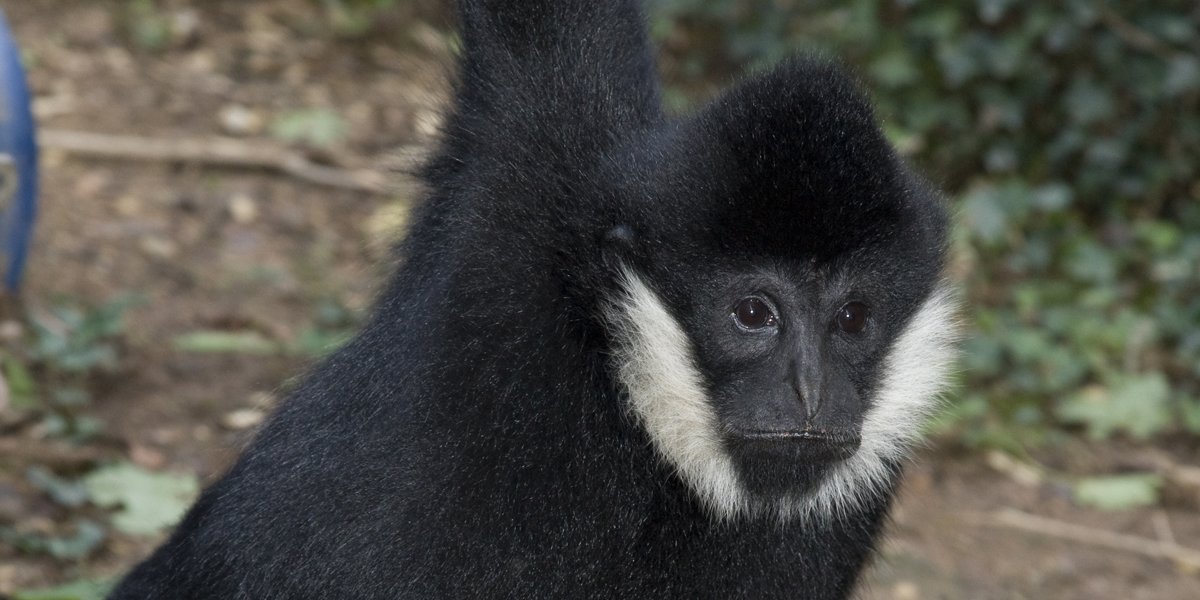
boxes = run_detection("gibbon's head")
[602,59,958,522]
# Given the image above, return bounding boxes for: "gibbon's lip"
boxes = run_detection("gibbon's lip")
[725,428,861,447]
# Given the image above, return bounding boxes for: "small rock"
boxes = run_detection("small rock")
[115,195,143,217]
[129,443,167,470]
[187,50,218,74]
[74,170,110,200]
[221,408,267,431]
[892,581,920,600]
[218,104,266,136]
[171,9,201,45]
[140,236,178,259]
[104,47,136,78]
[228,193,260,224]
[150,427,183,445]
[0,320,23,343]
[193,424,213,442]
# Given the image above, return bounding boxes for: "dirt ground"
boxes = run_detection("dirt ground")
[0,1,1198,598]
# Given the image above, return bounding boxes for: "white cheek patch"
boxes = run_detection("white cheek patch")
[604,269,960,523]
[603,269,749,519]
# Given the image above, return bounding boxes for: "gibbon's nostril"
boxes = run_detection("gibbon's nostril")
[793,387,821,421]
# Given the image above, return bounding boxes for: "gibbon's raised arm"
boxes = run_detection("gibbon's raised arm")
[447,0,662,170]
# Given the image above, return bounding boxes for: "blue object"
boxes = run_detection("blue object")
[0,7,36,291]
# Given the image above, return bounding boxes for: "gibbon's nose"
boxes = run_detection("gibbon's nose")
[789,359,823,422]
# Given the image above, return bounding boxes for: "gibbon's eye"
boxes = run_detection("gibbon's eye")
[836,302,870,333]
[734,297,775,330]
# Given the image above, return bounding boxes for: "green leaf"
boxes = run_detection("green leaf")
[52,387,91,407]
[129,0,171,50]
[1183,397,1200,435]
[909,9,959,41]
[983,36,1026,78]
[270,108,349,148]
[1056,374,1172,440]
[883,125,923,156]
[14,578,114,600]
[1074,474,1162,511]
[172,331,281,355]
[2,354,39,410]
[1003,328,1053,364]
[1143,14,1197,44]
[84,463,199,536]
[976,0,1016,25]
[27,467,88,508]
[936,38,980,86]
[1064,77,1115,124]
[1065,241,1117,284]
[1165,55,1200,96]
[1030,182,1072,212]
[0,519,105,561]
[44,520,106,560]
[1134,220,1182,253]
[291,328,356,359]
[983,144,1018,172]
[961,185,1007,243]
[55,345,117,373]
[1083,138,1127,169]
[868,49,918,88]
[1038,347,1088,393]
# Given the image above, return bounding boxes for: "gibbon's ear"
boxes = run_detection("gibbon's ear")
[601,224,639,273]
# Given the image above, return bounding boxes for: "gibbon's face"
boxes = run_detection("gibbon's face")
[691,265,887,499]
[606,257,957,523]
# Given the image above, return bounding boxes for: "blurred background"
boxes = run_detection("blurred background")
[0,1,1197,598]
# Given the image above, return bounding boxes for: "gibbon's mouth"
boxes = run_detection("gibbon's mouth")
[725,428,862,461]
[728,429,859,443]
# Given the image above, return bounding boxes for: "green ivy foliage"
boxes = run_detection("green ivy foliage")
[649,0,1200,447]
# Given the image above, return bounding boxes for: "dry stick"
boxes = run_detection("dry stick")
[978,508,1200,569]
[38,129,404,195]
[0,437,101,469]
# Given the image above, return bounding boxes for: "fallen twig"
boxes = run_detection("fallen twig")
[0,436,102,469]
[39,129,408,195]
[984,449,1045,487]
[972,508,1200,569]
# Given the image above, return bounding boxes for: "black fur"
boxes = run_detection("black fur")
[109,1,947,598]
